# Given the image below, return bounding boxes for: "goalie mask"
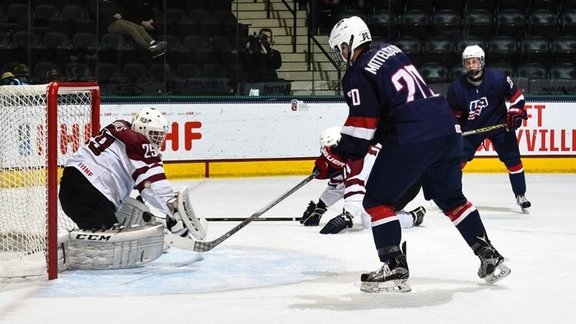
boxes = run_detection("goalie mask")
[319,126,342,147]
[131,107,169,149]
[328,16,372,68]
[462,45,485,79]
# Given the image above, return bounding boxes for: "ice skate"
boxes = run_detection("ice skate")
[475,241,511,284]
[409,206,426,226]
[360,254,411,293]
[299,201,326,226]
[516,195,531,214]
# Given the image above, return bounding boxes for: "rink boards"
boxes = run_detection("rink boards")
[101,97,576,178]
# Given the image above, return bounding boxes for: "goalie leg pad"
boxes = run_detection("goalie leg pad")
[115,196,152,227]
[176,186,208,241]
[66,223,165,270]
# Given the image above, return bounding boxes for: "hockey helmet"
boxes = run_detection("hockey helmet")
[131,107,169,149]
[462,45,485,77]
[319,126,342,147]
[328,16,372,67]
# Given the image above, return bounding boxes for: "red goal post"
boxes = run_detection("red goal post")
[0,82,100,280]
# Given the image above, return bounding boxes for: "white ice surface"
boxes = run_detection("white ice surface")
[1,173,575,324]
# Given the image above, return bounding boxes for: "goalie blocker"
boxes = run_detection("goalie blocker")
[144,184,209,242]
[122,187,208,246]
[172,185,208,241]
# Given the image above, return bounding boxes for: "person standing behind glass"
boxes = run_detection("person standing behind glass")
[241,28,282,82]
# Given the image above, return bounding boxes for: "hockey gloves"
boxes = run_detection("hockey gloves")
[314,146,346,179]
[506,107,527,131]
[300,201,327,226]
[320,211,353,234]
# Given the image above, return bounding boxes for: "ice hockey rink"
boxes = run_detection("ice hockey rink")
[1,172,575,324]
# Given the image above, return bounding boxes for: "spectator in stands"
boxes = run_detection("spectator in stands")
[0,72,23,85]
[98,0,166,58]
[0,63,30,85]
[12,64,30,85]
[241,28,283,82]
[46,68,60,82]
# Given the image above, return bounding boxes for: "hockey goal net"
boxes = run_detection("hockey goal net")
[0,82,100,280]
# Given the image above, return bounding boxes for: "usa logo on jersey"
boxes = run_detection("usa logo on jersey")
[468,97,488,120]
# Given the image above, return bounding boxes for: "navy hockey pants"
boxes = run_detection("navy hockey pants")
[364,133,467,213]
[463,128,521,166]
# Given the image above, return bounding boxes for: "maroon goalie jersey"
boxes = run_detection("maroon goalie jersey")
[65,120,175,213]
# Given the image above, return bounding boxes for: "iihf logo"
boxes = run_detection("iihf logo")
[468,97,488,120]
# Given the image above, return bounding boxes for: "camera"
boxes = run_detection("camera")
[247,34,264,53]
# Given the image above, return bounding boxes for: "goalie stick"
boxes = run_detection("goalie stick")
[190,172,317,252]
[462,123,506,136]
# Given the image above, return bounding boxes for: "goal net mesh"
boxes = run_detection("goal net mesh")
[0,83,98,279]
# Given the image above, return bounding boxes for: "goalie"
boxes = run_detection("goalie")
[300,127,426,234]
[58,107,207,269]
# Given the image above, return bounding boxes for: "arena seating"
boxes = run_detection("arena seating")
[359,0,576,93]
[0,0,240,95]
[1,0,576,95]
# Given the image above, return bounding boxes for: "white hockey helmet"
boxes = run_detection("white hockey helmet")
[462,45,485,77]
[328,16,372,67]
[319,127,342,147]
[131,107,169,149]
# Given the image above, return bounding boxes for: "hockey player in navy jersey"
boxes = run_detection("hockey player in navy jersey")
[313,16,510,292]
[447,45,530,213]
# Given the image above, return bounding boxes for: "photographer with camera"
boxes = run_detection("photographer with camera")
[241,28,283,83]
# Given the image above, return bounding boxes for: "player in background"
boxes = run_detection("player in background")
[447,45,530,213]
[59,107,191,238]
[313,16,510,292]
[300,126,426,234]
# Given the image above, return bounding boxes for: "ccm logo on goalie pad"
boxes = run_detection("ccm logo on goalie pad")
[73,233,112,241]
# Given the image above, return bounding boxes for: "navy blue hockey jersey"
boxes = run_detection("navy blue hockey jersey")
[446,68,525,132]
[335,43,460,160]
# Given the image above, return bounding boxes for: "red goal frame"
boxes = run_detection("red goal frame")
[47,82,100,279]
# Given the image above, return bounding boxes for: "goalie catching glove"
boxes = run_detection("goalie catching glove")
[506,107,527,131]
[314,146,346,179]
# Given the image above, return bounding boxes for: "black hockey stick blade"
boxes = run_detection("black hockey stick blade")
[462,123,506,136]
[191,171,318,252]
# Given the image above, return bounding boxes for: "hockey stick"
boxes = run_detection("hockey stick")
[462,123,506,136]
[191,172,317,252]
